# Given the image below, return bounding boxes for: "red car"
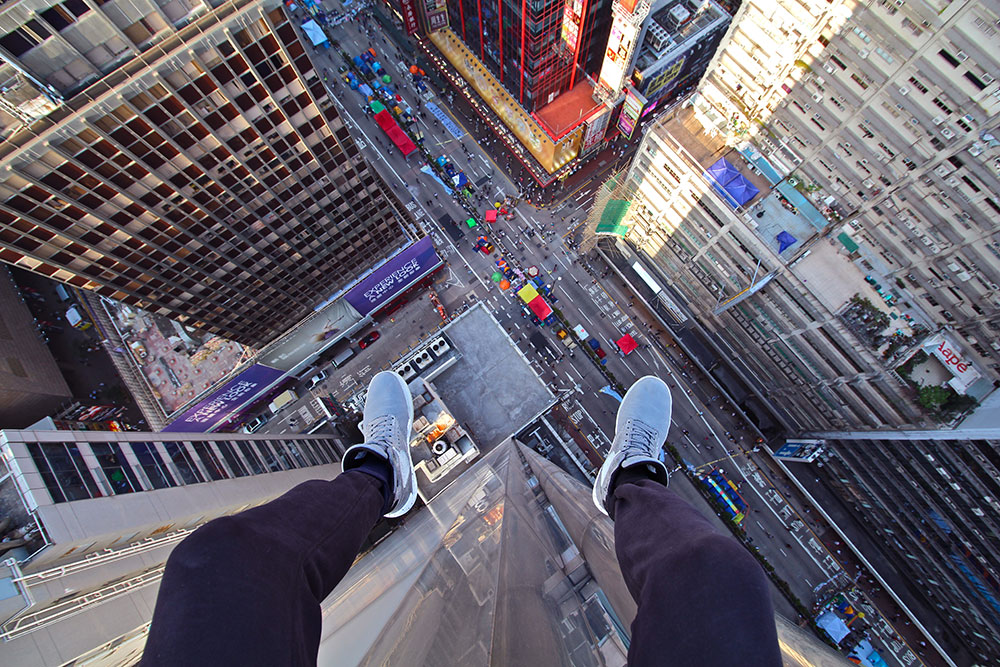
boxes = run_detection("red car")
[359,331,380,349]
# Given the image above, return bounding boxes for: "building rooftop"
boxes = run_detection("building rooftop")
[535,81,602,141]
[635,0,730,72]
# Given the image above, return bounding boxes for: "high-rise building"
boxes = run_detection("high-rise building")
[0,0,414,347]
[589,0,1000,430]
[695,0,1000,381]
[0,268,71,427]
[783,429,1000,665]
[592,0,730,139]
[0,426,346,666]
[422,0,614,183]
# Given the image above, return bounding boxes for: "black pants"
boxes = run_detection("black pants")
[142,473,780,666]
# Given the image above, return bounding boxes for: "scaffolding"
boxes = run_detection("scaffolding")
[578,168,635,253]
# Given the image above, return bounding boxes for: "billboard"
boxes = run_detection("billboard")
[561,0,583,53]
[581,107,611,154]
[424,0,448,32]
[164,364,285,433]
[401,0,419,35]
[643,54,686,101]
[598,6,641,94]
[617,86,646,138]
[344,236,442,316]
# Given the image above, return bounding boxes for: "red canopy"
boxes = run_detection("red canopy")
[528,295,552,320]
[616,333,638,355]
[373,109,417,157]
[485,209,497,222]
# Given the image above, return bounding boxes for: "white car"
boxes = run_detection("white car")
[307,370,328,390]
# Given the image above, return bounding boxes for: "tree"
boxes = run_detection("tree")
[918,385,951,411]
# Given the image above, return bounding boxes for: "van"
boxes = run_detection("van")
[332,345,356,368]
[268,389,298,415]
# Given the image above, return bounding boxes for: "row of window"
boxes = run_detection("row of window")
[26,438,340,503]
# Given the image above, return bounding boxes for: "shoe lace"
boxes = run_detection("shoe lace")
[623,420,658,458]
[367,415,396,446]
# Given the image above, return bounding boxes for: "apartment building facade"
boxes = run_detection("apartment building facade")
[0,0,414,347]
[799,430,1000,664]
[612,113,925,431]
[0,427,346,666]
[696,0,1000,382]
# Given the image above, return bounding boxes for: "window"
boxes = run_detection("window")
[256,441,285,472]
[236,442,265,474]
[164,442,204,484]
[938,50,960,67]
[932,97,953,115]
[192,442,228,481]
[829,55,847,70]
[0,21,51,57]
[850,73,869,90]
[216,441,248,477]
[90,443,141,495]
[132,442,175,489]
[907,76,929,94]
[281,440,309,468]
[964,72,987,90]
[28,443,101,503]
[857,124,875,139]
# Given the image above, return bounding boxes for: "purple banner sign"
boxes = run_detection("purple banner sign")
[163,363,284,433]
[344,237,441,316]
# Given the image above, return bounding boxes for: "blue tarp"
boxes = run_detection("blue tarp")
[301,20,329,47]
[815,611,850,644]
[704,158,759,208]
[776,230,797,253]
[849,639,889,667]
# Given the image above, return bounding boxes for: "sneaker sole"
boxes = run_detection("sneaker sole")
[382,372,417,518]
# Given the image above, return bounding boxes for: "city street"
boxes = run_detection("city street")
[248,11,927,666]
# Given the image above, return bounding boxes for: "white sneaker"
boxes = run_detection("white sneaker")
[342,371,417,518]
[592,376,672,517]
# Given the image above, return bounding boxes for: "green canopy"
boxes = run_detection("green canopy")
[370,100,385,113]
[491,272,502,282]
[466,217,477,228]
[382,74,391,83]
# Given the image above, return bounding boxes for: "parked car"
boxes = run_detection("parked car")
[359,331,381,349]
[243,414,269,433]
[307,370,328,390]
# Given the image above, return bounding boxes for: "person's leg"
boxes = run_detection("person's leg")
[609,473,781,666]
[143,371,417,666]
[142,466,389,666]
[593,376,780,666]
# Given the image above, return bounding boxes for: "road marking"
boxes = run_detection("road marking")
[569,365,583,380]
[579,310,594,326]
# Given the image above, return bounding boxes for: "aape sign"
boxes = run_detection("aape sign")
[936,340,970,373]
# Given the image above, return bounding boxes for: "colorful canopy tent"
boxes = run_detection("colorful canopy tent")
[815,611,851,645]
[704,158,759,208]
[373,109,417,157]
[527,295,552,320]
[485,209,497,223]
[615,333,638,355]
[301,20,329,47]
[517,284,539,304]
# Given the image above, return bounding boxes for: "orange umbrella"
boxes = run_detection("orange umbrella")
[499,279,510,290]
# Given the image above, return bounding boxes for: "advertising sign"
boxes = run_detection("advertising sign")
[617,86,646,138]
[598,7,641,93]
[922,333,982,392]
[581,107,611,154]
[164,363,284,433]
[561,0,583,52]
[643,54,686,101]
[344,237,442,316]
[424,0,448,32]
[401,0,419,35]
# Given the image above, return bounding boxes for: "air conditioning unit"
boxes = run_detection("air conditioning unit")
[859,49,870,59]
[983,73,995,84]
[398,362,419,380]
[932,115,945,125]
[963,113,975,124]
[941,127,955,138]
[957,51,968,61]
[413,351,434,369]
[947,176,960,186]
[899,86,909,96]
[431,440,448,455]
[429,336,451,355]
[823,63,835,74]
[812,93,823,102]
[861,158,868,165]
[910,117,920,125]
